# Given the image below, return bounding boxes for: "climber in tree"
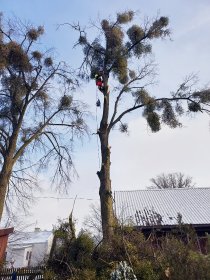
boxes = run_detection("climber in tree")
[95,73,110,94]
[95,73,104,92]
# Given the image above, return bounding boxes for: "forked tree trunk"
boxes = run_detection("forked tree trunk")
[97,76,115,241]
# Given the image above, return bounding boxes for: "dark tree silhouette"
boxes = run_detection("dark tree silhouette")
[149,172,196,189]
[73,11,210,241]
[0,15,87,220]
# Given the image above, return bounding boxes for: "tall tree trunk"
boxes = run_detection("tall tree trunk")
[0,132,18,220]
[0,160,13,219]
[98,133,114,241]
[98,77,114,241]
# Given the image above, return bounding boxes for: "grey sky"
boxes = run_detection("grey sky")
[1,0,210,231]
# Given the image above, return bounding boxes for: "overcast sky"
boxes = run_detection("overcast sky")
[1,0,210,232]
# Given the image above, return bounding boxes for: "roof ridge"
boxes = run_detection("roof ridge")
[114,187,210,193]
[22,230,52,234]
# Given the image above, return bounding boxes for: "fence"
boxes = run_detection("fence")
[0,266,44,279]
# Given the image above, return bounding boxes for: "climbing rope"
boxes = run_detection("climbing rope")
[95,87,101,169]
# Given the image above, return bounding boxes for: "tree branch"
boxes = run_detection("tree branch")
[109,63,156,130]
[0,142,5,156]
[109,96,201,129]
[13,109,61,161]
[48,123,77,128]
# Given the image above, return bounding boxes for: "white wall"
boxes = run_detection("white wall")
[30,234,53,266]
[46,233,53,255]
[6,246,32,268]
[30,243,48,266]
[6,233,53,267]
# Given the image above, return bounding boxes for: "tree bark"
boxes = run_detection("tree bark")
[98,77,115,241]
[0,129,19,220]
[0,160,13,219]
[98,133,114,241]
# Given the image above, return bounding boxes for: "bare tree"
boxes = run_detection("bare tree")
[149,172,196,189]
[1,211,34,244]
[0,15,87,220]
[83,203,102,242]
[71,11,210,241]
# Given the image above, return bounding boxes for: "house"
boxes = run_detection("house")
[114,188,210,251]
[0,227,14,262]
[6,228,53,268]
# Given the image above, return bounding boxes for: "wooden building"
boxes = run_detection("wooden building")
[0,227,14,262]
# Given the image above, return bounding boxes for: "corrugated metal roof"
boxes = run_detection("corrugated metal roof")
[114,188,210,227]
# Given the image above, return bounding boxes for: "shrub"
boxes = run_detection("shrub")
[48,219,210,279]
[110,261,137,280]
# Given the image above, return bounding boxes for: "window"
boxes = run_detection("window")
[26,251,30,260]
